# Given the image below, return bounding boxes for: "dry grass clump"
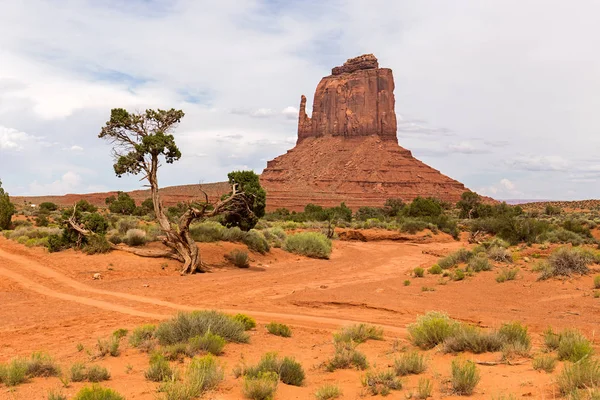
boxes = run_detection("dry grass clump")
[233,314,256,331]
[333,324,383,344]
[124,228,146,246]
[545,328,594,362]
[145,353,176,382]
[394,351,427,376]
[532,354,557,373]
[326,342,369,372]
[315,384,342,400]
[226,249,250,268]
[451,358,480,395]
[265,322,292,338]
[0,352,60,387]
[68,363,110,383]
[156,311,249,345]
[557,358,600,395]
[539,247,595,280]
[487,246,513,263]
[496,268,518,283]
[236,352,305,387]
[187,331,226,356]
[242,371,278,400]
[283,232,332,259]
[97,336,120,357]
[437,249,472,269]
[468,253,492,272]
[73,385,124,400]
[129,324,156,350]
[416,378,433,399]
[407,312,460,349]
[160,354,224,400]
[361,369,402,396]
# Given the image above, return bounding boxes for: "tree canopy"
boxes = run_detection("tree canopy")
[0,180,15,230]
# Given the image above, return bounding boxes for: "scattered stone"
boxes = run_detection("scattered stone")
[93,273,102,280]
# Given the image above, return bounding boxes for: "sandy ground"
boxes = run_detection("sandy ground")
[0,232,599,399]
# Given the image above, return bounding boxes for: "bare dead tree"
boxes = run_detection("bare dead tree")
[96,108,253,274]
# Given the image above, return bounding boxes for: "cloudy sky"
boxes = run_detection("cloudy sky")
[1,0,599,200]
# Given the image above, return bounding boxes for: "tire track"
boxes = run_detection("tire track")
[0,247,407,334]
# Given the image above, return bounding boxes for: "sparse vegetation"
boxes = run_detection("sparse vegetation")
[496,268,518,283]
[156,311,249,345]
[86,365,111,382]
[414,267,425,277]
[437,249,472,269]
[451,358,480,395]
[315,384,342,400]
[468,253,492,272]
[362,369,402,396]
[428,264,443,274]
[97,336,120,357]
[539,247,596,280]
[557,358,600,395]
[416,378,433,399]
[532,354,556,373]
[242,371,278,400]
[266,322,292,338]
[394,351,427,376]
[238,352,305,386]
[187,331,226,355]
[227,249,250,268]
[595,275,600,289]
[233,314,256,330]
[145,353,175,382]
[557,330,594,362]
[408,312,459,349]
[283,232,332,259]
[333,324,383,344]
[73,385,124,400]
[326,342,368,371]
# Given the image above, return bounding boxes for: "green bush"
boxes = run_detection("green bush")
[227,249,250,268]
[595,276,600,289]
[496,268,518,283]
[315,384,342,400]
[243,229,270,254]
[266,322,292,338]
[129,324,156,348]
[39,202,59,212]
[145,353,174,382]
[107,192,136,215]
[326,342,368,371]
[539,247,594,280]
[233,314,256,330]
[0,180,16,231]
[82,235,112,255]
[86,365,110,382]
[407,197,443,218]
[451,358,480,395]
[156,311,249,345]
[0,358,28,386]
[83,213,108,235]
[498,322,530,348]
[187,331,226,355]
[184,354,224,394]
[69,363,87,382]
[73,385,124,400]
[162,343,189,361]
[438,249,472,269]
[189,221,226,242]
[428,264,443,274]
[124,228,146,246]
[557,358,600,395]
[333,323,383,344]
[240,352,305,386]
[453,269,466,281]
[532,354,556,373]
[468,253,492,272]
[224,170,266,231]
[442,325,503,354]
[400,219,432,234]
[283,232,332,259]
[557,330,594,362]
[361,369,402,396]
[47,234,67,253]
[394,351,427,376]
[408,312,460,349]
[242,371,278,400]
[414,267,425,277]
[26,352,60,377]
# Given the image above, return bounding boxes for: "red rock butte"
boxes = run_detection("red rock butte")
[261,54,471,211]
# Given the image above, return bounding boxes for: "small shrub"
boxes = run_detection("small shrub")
[453,269,466,281]
[283,232,332,259]
[243,229,270,254]
[82,235,112,255]
[442,325,503,354]
[0,358,28,386]
[487,246,513,263]
[47,234,67,252]
[112,328,128,339]
[333,324,383,344]
[187,331,226,356]
[468,253,492,272]
[498,322,531,348]
[156,311,249,345]
[594,275,600,289]
[239,353,304,386]
[557,330,594,362]
[496,268,518,283]
[189,221,225,242]
[266,322,292,338]
[532,354,556,373]
[186,354,224,393]
[539,247,594,280]
[26,352,60,377]
[226,249,250,268]
[97,336,120,357]
[557,358,600,395]
[73,385,124,400]
[394,351,427,376]
[69,363,86,382]
[428,264,442,274]
[362,369,402,396]
[438,249,472,269]
[124,228,146,246]
[162,343,189,361]
[315,384,342,400]
[408,312,459,349]
[326,342,368,371]
[233,314,256,330]
[129,324,156,348]
[416,378,433,399]
[404,279,411,286]
[86,365,110,382]
[451,358,480,395]
[501,342,531,360]
[145,353,174,382]
[47,391,68,400]
[414,267,425,277]
[242,371,278,400]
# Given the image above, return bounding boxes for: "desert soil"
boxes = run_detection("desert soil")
[0,231,599,399]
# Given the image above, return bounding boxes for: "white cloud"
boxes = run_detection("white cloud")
[500,178,515,191]
[69,145,84,151]
[281,106,298,119]
[28,171,82,195]
[506,155,570,171]
[478,178,522,198]
[448,141,490,154]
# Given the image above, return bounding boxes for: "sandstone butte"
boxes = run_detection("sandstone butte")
[260,54,472,211]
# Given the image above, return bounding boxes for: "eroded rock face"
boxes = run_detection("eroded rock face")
[298,54,397,143]
[261,54,474,211]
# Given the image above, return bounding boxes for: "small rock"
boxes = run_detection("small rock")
[143,284,150,288]
[319,285,328,289]
[523,257,531,263]
[93,273,102,280]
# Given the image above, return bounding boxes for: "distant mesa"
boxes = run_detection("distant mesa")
[261,54,472,211]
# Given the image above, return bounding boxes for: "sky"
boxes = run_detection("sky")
[1,0,599,200]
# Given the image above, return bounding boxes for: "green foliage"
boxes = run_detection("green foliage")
[539,247,594,280]
[468,253,492,272]
[595,276,600,289]
[532,354,556,373]
[545,204,562,215]
[86,365,111,382]
[39,202,59,212]
[123,228,146,246]
[227,249,250,268]
[112,328,128,339]
[361,369,403,395]
[326,342,368,371]
[428,264,443,274]
[394,351,427,376]
[83,213,109,234]
[451,359,480,395]
[0,180,16,230]
[408,312,460,349]
[240,352,305,386]
[242,371,278,400]
[557,330,594,362]
[223,170,266,231]
[416,378,433,399]
[496,268,518,283]
[233,314,256,330]
[75,200,98,213]
[437,249,472,269]
[414,267,425,277]
[69,363,87,382]
[283,232,332,259]
[187,331,226,355]
[0,358,28,386]
[73,385,124,400]
[35,212,50,227]
[242,229,270,254]
[129,324,156,348]
[266,322,292,338]
[557,358,600,395]
[315,384,342,400]
[354,206,386,221]
[333,324,383,344]
[407,197,443,218]
[145,353,174,382]
[46,234,66,252]
[155,311,249,345]
[96,336,120,357]
[82,235,112,255]
[453,269,466,281]
[457,191,482,219]
[107,191,136,215]
[383,198,405,217]
[498,322,531,348]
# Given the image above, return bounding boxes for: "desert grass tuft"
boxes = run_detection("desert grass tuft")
[451,358,480,395]
[326,342,368,371]
[97,336,120,357]
[73,385,124,400]
[333,324,383,344]
[265,322,292,338]
[226,249,250,268]
[233,314,257,330]
[47,391,67,400]
[361,369,402,396]
[557,330,594,362]
[315,384,342,400]
[156,310,249,345]
[496,268,518,283]
[557,358,600,395]
[394,351,427,376]
[532,354,557,373]
[239,352,305,386]
[407,311,459,349]
[145,353,175,382]
[187,331,226,356]
[242,371,278,400]
[416,378,433,399]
